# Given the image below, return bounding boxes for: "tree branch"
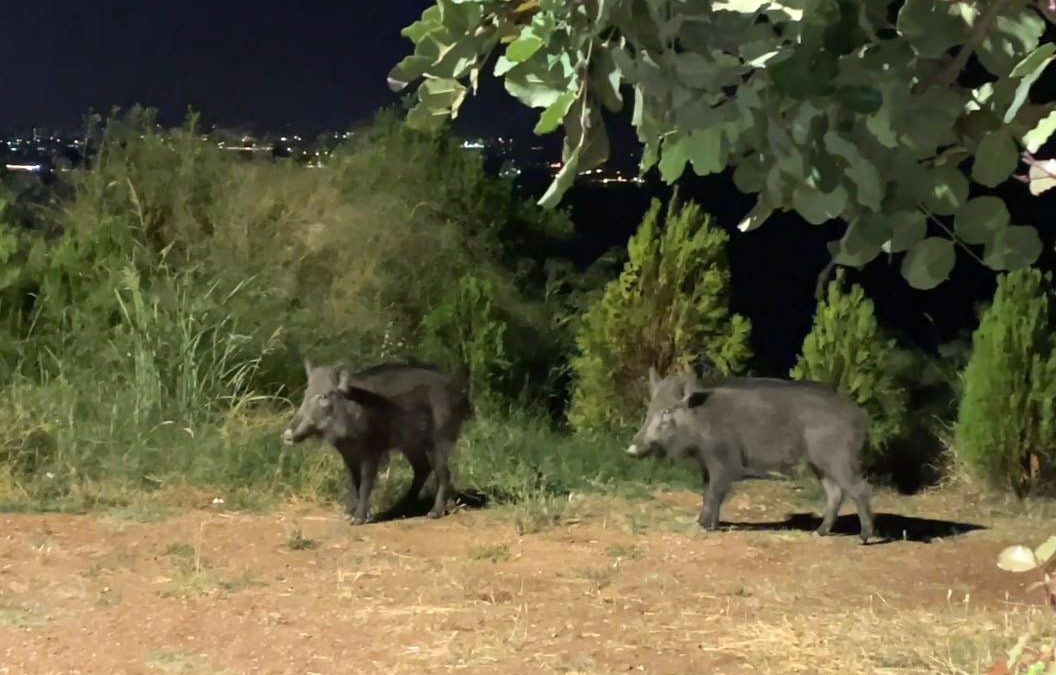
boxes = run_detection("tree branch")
[914,0,1014,93]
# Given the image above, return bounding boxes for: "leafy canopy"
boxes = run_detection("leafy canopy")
[390,0,1056,290]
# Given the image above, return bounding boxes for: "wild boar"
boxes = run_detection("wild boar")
[282,360,471,523]
[626,368,875,544]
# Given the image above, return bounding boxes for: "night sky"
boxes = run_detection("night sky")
[2,2,1054,373]
[0,0,536,136]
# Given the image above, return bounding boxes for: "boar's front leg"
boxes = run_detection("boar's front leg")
[698,460,731,531]
[350,454,380,525]
[339,451,361,519]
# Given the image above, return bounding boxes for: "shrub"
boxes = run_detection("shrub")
[954,268,1056,495]
[790,269,908,472]
[567,196,752,433]
[0,105,576,505]
[421,274,511,411]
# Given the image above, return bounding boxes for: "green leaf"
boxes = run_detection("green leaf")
[895,88,962,158]
[770,49,839,99]
[828,214,891,266]
[678,50,744,91]
[954,197,1010,246]
[506,28,545,63]
[737,198,773,233]
[1010,42,1056,79]
[882,211,927,254]
[982,225,1042,271]
[419,77,467,109]
[884,155,931,212]
[977,6,1045,78]
[733,154,765,193]
[793,182,848,225]
[388,55,431,92]
[924,165,969,216]
[997,544,1039,573]
[823,132,884,211]
[405,101,451,133]
[592,46,624,112]
[1005,46,1056,124]
[402,6,442,43]
[538,146,581,209]
[658,134,689,183]
[837,85,883,115]
[901,237,956,290]
[534,91,577,134]
[685,127,726,176]
[566,105,610,172]
[437,0,482,36]
[822,0,868,56]
[972,129,1019,188]
[790,102,823,145]
[1022,109,1056,154]
[504,57,574,109]
[431,38,484,81]
[896,0,968,59]
[1034,536,1056,565]
[1028,159,1056,196]
[494,55,518,77]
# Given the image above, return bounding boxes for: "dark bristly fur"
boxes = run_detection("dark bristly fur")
[627,367,875,544]
[282,360,472,524]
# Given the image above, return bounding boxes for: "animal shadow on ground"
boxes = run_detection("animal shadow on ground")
[722,512,986,544]
[373,489,490,523]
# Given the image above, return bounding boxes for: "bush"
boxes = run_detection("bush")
[790,268,908,472]
[954,268,1056,495]
[567,196,752,433]
[421,274,511,411]
[0,105,577,505]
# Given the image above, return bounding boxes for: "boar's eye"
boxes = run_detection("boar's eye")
[660,408,673,421]
[316,394,331,408]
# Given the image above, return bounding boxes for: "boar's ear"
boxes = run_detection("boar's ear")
[336,367,352,394]
[648,366,661,394]
[685,390,712,408]
[682,379,712,409]
[341,384,392,409]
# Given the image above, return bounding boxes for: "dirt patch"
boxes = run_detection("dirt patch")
[0,482,1052,674]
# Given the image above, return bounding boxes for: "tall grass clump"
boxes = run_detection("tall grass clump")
[0,105,581,509]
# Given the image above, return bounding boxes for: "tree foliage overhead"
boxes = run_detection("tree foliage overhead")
[390,0,1056,290]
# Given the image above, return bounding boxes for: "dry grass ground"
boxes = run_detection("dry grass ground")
[0,480,1053,675]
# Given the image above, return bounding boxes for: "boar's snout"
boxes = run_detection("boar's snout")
[281,428,295,446]
[626,443,646,457]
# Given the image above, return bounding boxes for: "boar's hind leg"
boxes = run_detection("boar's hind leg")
[425,440,455,519]
[846,479,874,544]
[825,464,875,544]
[397,448,432,509]
[813,475,845,537]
